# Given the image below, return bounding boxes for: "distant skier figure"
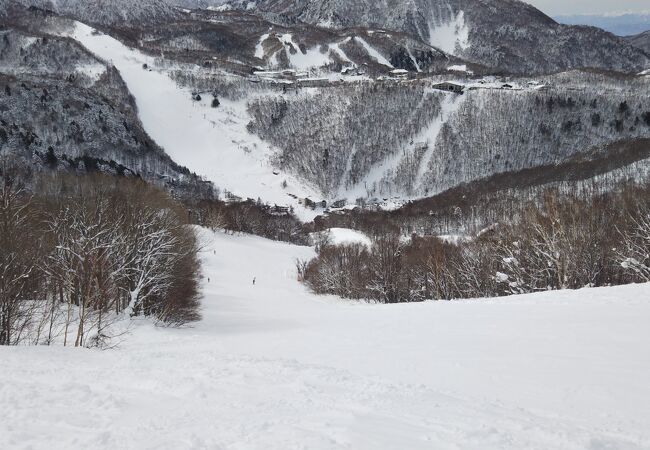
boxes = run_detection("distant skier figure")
[253,277,256,286]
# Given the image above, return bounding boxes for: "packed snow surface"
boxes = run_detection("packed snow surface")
[330,41,353,65]
[2,229,650,449]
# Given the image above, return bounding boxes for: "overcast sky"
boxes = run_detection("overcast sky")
[524,0,649,16]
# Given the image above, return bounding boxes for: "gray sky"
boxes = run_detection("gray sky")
[524,0,649,15]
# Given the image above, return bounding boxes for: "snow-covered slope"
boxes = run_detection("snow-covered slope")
[63,22,320,217]
[0,26,211,195]
[2,229,650,449]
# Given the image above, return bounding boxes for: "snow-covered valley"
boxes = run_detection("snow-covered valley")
[2,229,650,450]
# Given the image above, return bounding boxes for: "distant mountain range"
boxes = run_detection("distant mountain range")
[554,12,650,36]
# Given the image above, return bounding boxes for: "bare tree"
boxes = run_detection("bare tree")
[367,233,403,303]
[618,210,650,282]
[0,168,42,345]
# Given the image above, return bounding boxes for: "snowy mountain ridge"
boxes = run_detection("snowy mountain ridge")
[9,0,181,26]
[219,0,650,74]
[6,0,648,74]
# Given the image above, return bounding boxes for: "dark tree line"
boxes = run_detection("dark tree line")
[301,183,650,303]
[0,163,201,347]
[188,197,308,245]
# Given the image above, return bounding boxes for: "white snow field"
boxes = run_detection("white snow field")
[2,229,650,450]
